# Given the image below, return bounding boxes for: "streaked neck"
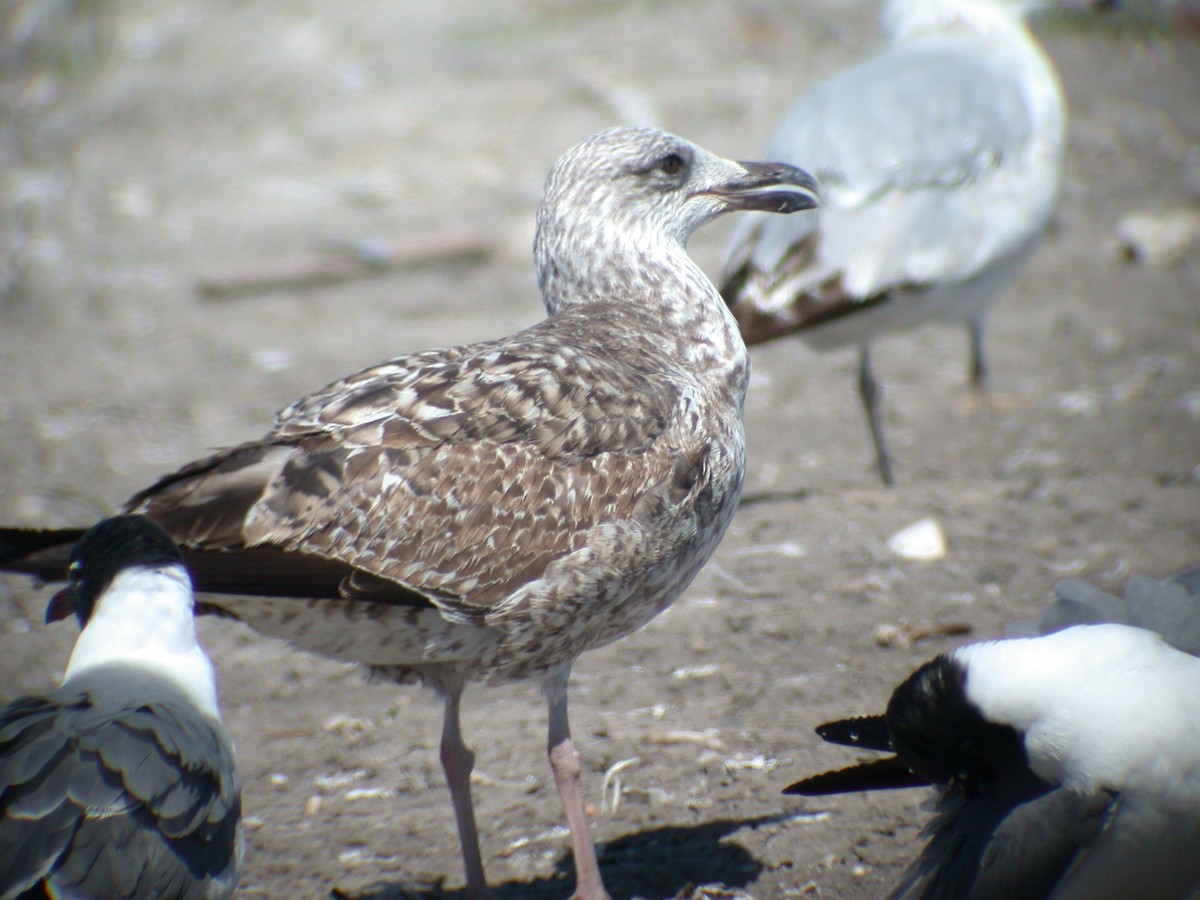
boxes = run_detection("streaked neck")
[536,220,750,397]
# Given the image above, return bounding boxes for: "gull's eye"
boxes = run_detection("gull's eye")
[67,560,82,580]
[658,153,686,177]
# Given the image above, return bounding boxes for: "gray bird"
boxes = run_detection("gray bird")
[0,515,242,900]
[0,127,817,899]
[786,624,1200,899]
[719,0,1079,484]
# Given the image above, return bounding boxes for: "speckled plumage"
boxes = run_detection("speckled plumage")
[156,299,741,685]
[1,127,817,899]
[133,237,747,690]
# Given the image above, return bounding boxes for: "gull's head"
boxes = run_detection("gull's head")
[46,514,187,627]
[539,126,817,247]
[535,127,817,311]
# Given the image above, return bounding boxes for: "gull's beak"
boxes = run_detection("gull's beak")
[701,161,819,214]
[45,584,77,623]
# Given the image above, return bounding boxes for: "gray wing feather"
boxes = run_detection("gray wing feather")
[0,666,242,899]
[773,45,1029,197]
[0,803,78,898]
[888,768,1110,900]
[727,41,1034,292]
[0,697,65,786]
[1044,567,1200,655]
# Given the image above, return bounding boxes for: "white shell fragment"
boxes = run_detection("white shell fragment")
[1115,209,1200,266]
[887,517,947,561]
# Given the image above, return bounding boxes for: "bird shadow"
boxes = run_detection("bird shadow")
[335,812,787,900]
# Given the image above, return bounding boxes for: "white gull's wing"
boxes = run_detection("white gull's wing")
[724,37,1051,311]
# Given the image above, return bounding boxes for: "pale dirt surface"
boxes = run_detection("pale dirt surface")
[1,2,1198,898]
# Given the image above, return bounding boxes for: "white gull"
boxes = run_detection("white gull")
[720,0,1083,484]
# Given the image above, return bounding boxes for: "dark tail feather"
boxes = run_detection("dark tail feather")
[783,756,928,797]
[0,527,85,580]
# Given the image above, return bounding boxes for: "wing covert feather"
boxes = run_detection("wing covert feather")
[130,304,687,613]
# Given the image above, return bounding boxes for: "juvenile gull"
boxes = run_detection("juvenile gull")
[785,625,1200,899]
[0,127,817,898]
[719,0,1075,484]
[0,515,242,900]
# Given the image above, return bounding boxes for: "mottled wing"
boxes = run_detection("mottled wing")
[721,41,1036,340]
[128,304,683,618]
[272,311,677,459]
[0,669,242,899]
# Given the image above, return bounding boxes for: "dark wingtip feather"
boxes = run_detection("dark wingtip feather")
[783,756,928,796]
[0,527,85,567]
[816,714,894,752]
[0,527,85,578]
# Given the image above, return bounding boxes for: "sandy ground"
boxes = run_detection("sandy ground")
[1,1,1198,897]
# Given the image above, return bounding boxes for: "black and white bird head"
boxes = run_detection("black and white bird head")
[535,126,817,313]
[47,513,186,627]
[787,624,1200,898]
[883,647,1027,790]
[1,514,242,899]
[44,514,220,720]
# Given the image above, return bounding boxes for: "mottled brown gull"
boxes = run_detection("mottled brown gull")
[719,0,1079,484]
[0,126,817,899]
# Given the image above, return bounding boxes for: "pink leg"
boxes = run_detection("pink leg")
[440,686,494,900]
[544,665,611,900]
